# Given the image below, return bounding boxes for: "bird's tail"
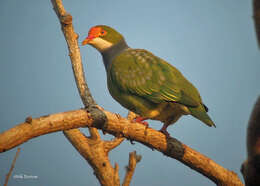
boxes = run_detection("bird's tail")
[189,105,216,127]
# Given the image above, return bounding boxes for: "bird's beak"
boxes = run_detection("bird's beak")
[81,36,94,46]
[82,27,103,46]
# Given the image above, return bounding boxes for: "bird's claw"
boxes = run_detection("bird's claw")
[133,116,149,127]
[159,124,171,138]
[140,121,149,126]
[159,129,170,138]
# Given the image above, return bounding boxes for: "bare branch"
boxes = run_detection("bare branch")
[0,109,243,185]
[64,129,120,186]
[241,96,260,186]
[51,0,122,185]
[122,151,142,186]
[63,129,91,155]
[51,0,105,144]
[0,109,92,152]
[103,111,134,153]
[88,127,101,140]
[114,163,120,185]
[48,0,121,175]
[102,111,135,153]
[4,148,21,186]
[104,137,124,153]
[51,0,95,107]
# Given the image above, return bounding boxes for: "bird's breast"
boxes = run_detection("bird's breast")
[150,102,190,123]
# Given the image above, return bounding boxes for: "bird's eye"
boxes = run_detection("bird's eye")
[100,30,107,36]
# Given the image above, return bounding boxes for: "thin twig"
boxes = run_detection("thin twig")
[104,137,124,153]
[122,151,142,186]
[4,148,21,186]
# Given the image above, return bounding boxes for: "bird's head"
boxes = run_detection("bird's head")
[82,25,124,52]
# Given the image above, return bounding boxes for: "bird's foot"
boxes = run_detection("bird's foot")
[133,116,149,127]
[159,125,170,138]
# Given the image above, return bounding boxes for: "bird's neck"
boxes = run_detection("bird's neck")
[101,39,129,71]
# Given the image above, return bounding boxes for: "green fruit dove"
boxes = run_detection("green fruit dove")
[82,25,216,136]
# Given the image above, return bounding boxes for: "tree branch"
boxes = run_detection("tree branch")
[63,129,120,186]
[122,151,142,186]
[0,109,91,152]
[0,109,244,186]
[51,0,106,139]
[51,0,126,185]
[88,127,101,140]
[104,137,124,154]
[51,0,95,107]
[241,96,260,186]
[4,148,21,186]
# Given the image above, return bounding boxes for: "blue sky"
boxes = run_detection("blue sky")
[0,0,259,185]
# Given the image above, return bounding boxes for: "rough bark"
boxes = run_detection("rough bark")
[63,129,123,186]
[0,108,243,186]
[241,96,260,186]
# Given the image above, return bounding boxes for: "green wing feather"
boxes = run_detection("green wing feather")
[109,49,201,107]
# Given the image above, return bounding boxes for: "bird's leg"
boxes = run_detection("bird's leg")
[133,116,149,127]
[159,124,170,137]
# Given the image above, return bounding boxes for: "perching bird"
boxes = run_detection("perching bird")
[82,25,215,136]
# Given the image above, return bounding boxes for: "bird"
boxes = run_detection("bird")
[82,25,216,136]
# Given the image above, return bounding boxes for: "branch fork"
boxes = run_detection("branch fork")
[51,0,141,185]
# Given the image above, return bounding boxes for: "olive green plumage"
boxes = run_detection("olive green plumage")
[108,49,215,127]
[82,25,215,135]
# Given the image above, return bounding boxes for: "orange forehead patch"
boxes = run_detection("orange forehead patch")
[88,27,102,38]
[88,26,107,39]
